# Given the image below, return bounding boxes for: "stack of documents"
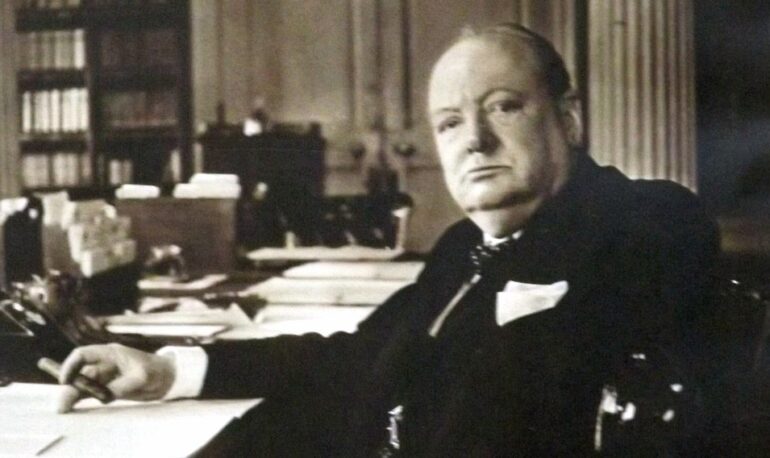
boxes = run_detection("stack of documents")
[247,245,405,263]
[104,303,251,338]
[115,184,161,199]
[219,304,376,339]
[138,273,228,292]
[242,276,409,306]
[283,261,424,281]
[173,173,241,199]
[42,196,138,277]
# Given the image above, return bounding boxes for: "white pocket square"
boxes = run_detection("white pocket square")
[495,280,569,326]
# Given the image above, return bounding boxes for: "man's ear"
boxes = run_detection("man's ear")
[558,90,583,148]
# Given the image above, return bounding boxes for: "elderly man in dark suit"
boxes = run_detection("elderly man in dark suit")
[56,24,719,456]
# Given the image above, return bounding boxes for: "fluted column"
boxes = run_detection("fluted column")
[520,0,580,90]
[0,1,21,197]
[588,0,696,189]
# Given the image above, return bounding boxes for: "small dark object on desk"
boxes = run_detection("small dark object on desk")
[37,357,114,404]
[201,292,267,320]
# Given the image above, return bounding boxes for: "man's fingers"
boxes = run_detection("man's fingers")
[59,345,111,384]
[56,385,83,414]
[80,365,100,381]
[107,374,144,399]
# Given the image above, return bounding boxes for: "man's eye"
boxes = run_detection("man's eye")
[436,117,461,133]
[487,100,523,115]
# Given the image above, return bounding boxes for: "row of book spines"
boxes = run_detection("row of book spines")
[17,0,177,10]
[100,29,179,70]
[18,30,85,71]
[107,158,133,186]
[16,0,82,9]
[21,88,89,134]
[102,90,177,129]
[22,151,92,189]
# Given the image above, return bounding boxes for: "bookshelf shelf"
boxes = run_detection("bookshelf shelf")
[102,127,178,144]
[18,69,86,90]
[16,1,185,31]
[16,7,86,32]
[20,133,87,153]
[15,0,192,194]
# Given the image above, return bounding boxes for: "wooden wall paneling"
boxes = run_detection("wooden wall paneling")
[191,0,223,124]
[653,0,667,179]
[271,0,352,124]
[380,0,409,131]
[0,1,20,197]
[221,0,253,122]
[249,0,282,125]
[588,0,696,189]
[640,0,654,179]
[351,0,380,131]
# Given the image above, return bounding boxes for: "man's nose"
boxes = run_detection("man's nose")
[465,112,498,154]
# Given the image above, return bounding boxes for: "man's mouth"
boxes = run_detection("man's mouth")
[465,165,510,180]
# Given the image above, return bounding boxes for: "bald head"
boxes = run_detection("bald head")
[441,23,572,99]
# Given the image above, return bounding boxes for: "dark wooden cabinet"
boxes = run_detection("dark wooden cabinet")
[197,124,326,248]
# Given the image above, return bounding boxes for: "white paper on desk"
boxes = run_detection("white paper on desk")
[0,383,261,458]
[283,261,424,281]
[247,245,404,262]
[0,433,62,456]
[242,277,409,305]
[107,304,252,327]
[138,273,228,291]
[106,323,228,338]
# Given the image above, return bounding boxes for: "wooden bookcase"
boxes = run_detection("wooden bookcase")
[14,0,192,198]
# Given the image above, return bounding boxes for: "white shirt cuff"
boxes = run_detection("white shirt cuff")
[156,346,208,400]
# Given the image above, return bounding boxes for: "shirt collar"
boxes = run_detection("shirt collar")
[483,230,523,246]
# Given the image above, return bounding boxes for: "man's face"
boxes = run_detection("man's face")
[428,37,576,219]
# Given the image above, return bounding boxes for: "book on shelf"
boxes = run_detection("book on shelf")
[21,88,88,134]
[22,151,91,189]
[49,89,61,133]
[73,29,85,68]
[103,89,177,129]
[108,158,133,186]
[19,29,85,71]
[17,0,83,9]
[146,89,177,126]
[21,92,32,133]
[99,30,125,69]
[143,29,178,68]
[42,31,55,69]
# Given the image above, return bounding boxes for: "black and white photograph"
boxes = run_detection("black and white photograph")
[0,0,769,455]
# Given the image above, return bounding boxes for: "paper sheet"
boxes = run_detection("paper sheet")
[138,274,228,291]
[282,261,424,281]
[247,245,404,262]
[0,383,261,457]
[241,277,409,305]
[105,323,228,338]
[0,433,62,457]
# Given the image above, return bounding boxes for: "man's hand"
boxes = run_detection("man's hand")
[56,343,175,413]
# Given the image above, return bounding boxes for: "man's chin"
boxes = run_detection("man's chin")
[460,189,536,213]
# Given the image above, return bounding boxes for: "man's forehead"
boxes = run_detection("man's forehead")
[427,36,543,110]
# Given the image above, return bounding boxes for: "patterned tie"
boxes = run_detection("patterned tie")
[469,238,517,275]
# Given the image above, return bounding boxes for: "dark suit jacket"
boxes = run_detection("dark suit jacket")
[199,156,719,457]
